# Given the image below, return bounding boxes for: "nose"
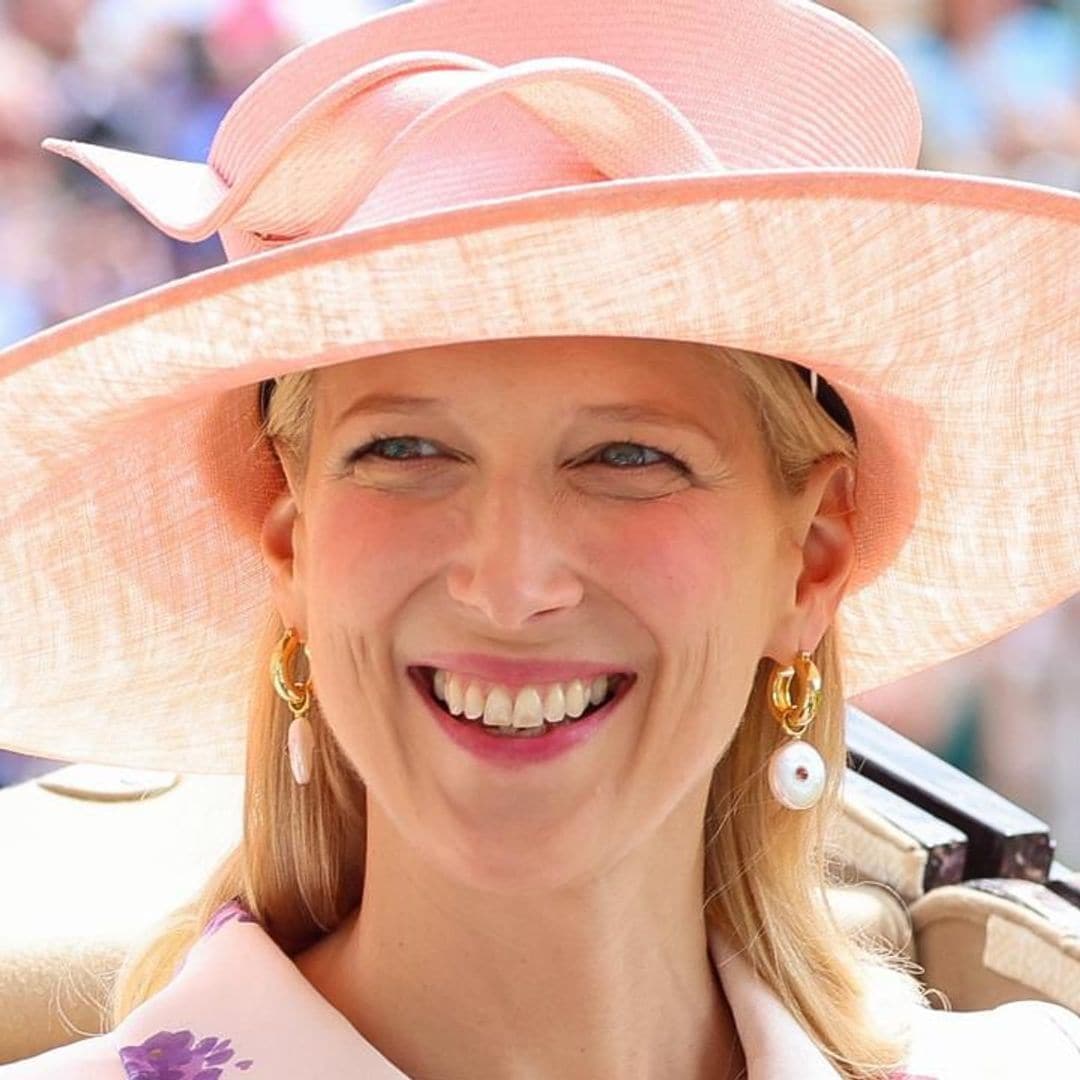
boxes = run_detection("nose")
[444,470,585,629]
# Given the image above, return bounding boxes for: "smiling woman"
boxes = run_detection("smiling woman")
[95,332,910,1077]
[1,0,1078,1077]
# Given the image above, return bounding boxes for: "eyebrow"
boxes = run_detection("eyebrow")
[331,393,720,443]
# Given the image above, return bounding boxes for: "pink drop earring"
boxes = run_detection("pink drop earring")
[270,627,314,786]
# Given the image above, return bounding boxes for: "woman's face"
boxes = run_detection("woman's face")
[262,335,851,889]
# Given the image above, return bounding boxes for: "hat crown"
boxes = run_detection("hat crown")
[43,0,923,260]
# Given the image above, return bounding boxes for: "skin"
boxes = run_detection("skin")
[260,335,856,1080]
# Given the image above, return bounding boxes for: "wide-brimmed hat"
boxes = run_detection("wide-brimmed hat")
[1,0,1076,776]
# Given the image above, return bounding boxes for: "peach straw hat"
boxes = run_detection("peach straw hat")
[0,0,1077,777]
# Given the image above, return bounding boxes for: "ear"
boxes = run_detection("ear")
[763,457,857,662]
[260,487,308,638]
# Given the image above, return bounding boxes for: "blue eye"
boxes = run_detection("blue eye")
[349,435,440,462]
[598,442,674,469]
[345,435,688,473]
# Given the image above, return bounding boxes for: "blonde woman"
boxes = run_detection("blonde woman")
[1,0,1077,1077]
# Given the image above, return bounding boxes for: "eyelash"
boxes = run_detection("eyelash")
[344,433,690,474]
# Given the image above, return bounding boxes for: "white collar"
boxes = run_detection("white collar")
[709,931,843,1079]
[106,900,846,1079]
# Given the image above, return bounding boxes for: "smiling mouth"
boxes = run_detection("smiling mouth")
[408,666,633,737]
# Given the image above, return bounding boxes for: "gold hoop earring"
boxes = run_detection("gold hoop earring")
[766,651,825,810]
[270,627,314,786]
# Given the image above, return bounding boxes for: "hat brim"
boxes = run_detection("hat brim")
[1,168,1077,773]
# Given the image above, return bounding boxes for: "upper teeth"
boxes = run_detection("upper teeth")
[432,669,618,729]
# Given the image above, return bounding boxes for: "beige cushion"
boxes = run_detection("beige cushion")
[0,765,243,1064]
[826,768,968,905]
[910,881,1080,1013]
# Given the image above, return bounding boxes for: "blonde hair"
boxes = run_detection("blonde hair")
[105,340,930,1077]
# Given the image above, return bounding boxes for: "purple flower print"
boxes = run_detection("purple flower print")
[200,899,259,941]
[118,1029,254,1078]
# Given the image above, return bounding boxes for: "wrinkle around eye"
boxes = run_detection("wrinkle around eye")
[322,435,739,492]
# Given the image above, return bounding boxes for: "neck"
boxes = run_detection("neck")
[295,790,745,1080]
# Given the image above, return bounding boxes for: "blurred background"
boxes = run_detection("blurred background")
[0,0,1077,860]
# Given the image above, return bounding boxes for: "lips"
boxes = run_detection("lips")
[408,661,637,765]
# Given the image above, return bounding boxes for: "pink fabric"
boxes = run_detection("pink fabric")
[4,898,1080,1077]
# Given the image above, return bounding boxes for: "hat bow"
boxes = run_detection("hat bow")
[45,51,723,258]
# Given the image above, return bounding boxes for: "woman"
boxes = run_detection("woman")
[0,0,1077,1077]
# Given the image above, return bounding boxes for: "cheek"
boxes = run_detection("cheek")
[588,500,775,735]
[581,500,763,621]
[303,493,443,620]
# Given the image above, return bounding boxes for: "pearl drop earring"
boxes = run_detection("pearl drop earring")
[766,651,826,810]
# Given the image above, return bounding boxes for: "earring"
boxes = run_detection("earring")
[270,627,314,786]
[766,651,826,810]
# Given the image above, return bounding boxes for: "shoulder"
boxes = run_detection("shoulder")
[903,998,1080,1078]
[0,1033,122,1078]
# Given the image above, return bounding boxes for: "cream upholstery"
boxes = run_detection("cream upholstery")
[909,881,1080,1013]
[829,770,1080,1014]
[0,766,242,1063]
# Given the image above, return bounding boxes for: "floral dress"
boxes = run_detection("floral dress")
[5,896,1079,1078]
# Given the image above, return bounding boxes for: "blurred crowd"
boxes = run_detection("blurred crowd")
[834,0,1080,186]
[1,0,1078,860]
[0,0,401,345]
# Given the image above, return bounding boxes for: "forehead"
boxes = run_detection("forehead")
[314,335,751,419]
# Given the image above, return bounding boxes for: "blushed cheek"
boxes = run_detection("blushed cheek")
[304,494,445,623]
[582,507,743,626]
[580,506,766,767]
